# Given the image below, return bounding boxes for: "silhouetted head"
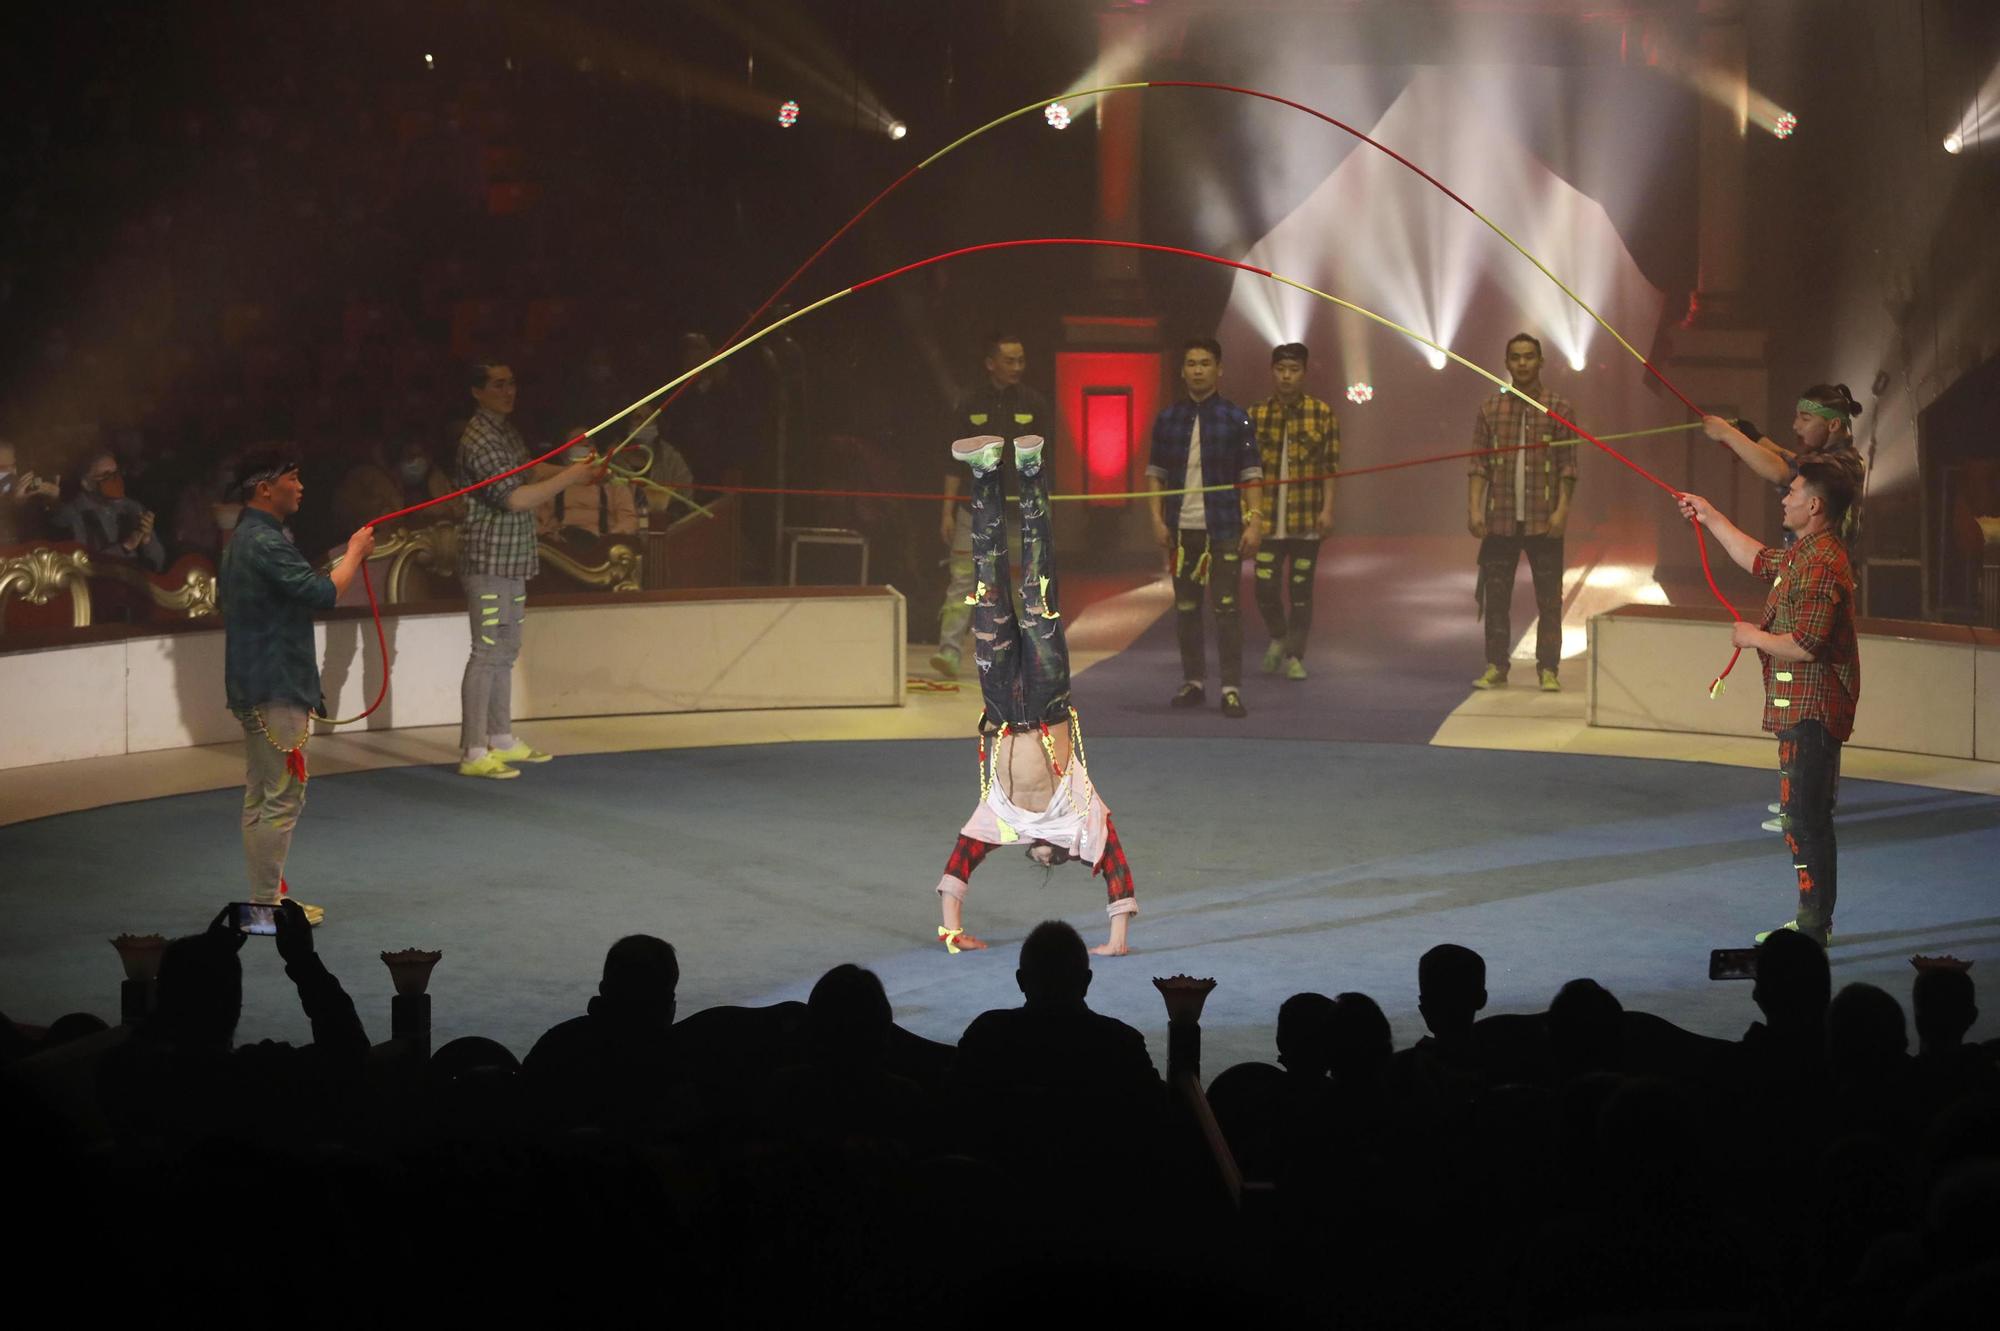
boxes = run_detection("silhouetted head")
[1325,992,1393,1086]
[599,935,679,1025]
[41,1012,111,1049]
[151,931,243,1050]
[1275,992,1337,1076]
[1827,982,1909,1072]
[1418,943,1488,1041]
[1017,920,1091,1004]
[1548,978,1624,1077]
[1913,968,1977,1054]
[806,963,894,1066]
[1753,929,1832,1036]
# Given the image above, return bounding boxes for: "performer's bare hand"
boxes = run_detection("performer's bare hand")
[1547,507,1568,539]
[1676,492,1714,526]
[1152,518,1173,562]
[1468,514,1487,539]
[940,512,957,548]
[345,524,376,563]
[1241,521,1263,557]
[1730,620,1762,650]
[1701,414,1736,442]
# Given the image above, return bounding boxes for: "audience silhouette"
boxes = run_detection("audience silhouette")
[5,914,1994,1323]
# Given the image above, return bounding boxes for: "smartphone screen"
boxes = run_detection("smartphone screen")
[1709,947,1758,981]
[229,902,279,936]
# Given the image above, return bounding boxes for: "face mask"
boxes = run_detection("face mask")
[96,474,127,500]
[565,447,592,464]
[400,459,430,482]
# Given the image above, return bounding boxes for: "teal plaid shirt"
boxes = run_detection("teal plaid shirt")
[219,507,336,712]
[457,407,540,578]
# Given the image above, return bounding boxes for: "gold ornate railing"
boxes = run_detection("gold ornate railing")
[0,544,218,633]
[0,546,92,631]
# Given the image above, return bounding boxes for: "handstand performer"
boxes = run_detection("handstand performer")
[931,432,1137,958]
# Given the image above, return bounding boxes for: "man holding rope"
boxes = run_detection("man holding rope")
[1676,459,1861,947]
[455,361,604,780]
[219,451,376,924]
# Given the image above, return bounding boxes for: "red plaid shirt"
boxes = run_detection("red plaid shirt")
[1470,389,1578,537]
[1752,530,1860,741]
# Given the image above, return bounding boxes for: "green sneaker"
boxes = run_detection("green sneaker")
[1472,665,1508,690]
[950,434,1005,474]
[457,753,521,780]
[929,648,959,679]
[1284,656,1308,681]
[1260,641,1284,674]
[489,740,552,764]
[1539,668,1561,692]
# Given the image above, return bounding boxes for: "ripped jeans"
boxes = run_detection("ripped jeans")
[1172,529,1244,689]
[968,449,1070,726]
[1253,537,1322,660]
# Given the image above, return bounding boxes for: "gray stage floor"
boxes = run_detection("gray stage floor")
[4,738,1996,1075]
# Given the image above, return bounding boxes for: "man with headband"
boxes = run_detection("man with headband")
[1675,458,1861,948]
[1702,384,1866,540]
[219,450,377,924]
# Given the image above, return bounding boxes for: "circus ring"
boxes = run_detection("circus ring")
[4,544,1997,1071]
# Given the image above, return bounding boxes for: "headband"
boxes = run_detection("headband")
[236,460,299,496]
[1797,397,1849,425]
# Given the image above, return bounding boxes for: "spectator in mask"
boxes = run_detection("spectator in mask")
[333,436,459,537]
[56,450,166,571]
[171,450,244,561]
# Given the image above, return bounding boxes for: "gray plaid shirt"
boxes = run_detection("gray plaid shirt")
[456,407,539,578]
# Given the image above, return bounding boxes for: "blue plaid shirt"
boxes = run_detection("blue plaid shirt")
[219,507,336,712]
[1146,394,1263,542]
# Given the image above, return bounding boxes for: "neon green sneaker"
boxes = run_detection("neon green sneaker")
[1261,641,1285,674]
[1472,665,1508,689]
[1539,668,1561,692]
[1284,656,1308,681]
[489,741,552,765]
[457,753,521,780]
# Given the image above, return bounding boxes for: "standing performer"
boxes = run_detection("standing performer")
[218,452,376,924]
[931,432,1137,957]
[1147,337,1264,718]
[454,361,603,780]
[1468,333,1577,692]
[1249,342,1340,681]
[933,333,1053,680]
[1677,459,1861,947]
[1701,384,1867,540]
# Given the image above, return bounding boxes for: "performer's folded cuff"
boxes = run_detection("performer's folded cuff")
[1106,898,1138,919]
[935,873,969,903]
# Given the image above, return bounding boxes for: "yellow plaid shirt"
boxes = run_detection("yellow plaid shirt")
[1249,394,1340,539]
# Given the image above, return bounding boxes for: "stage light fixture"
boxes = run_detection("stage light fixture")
[1045,102,1071,130]
[887,120,907,141]
[423,53,435,69]
[1567,351,1587,372]
[778,100,800,128]
[1345,382,1374,405]
[1425,347,1447,370]
[1773,111,1798,139]
[1944,132,1964,155]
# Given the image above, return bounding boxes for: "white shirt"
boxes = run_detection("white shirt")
[1178,413,1206,530]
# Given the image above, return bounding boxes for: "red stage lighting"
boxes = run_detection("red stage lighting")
[778,100,800,128]
[1345,382,1374,404]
